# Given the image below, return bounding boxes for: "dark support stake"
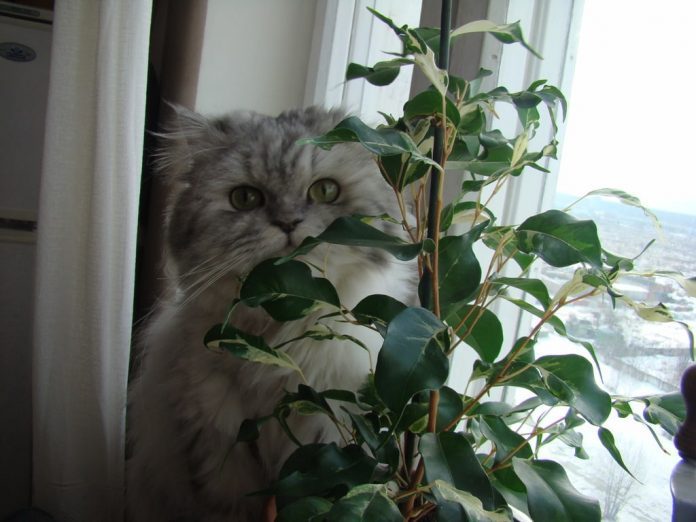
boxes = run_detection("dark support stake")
[422,0,452,312]
[675,364,696,459]
[404,2,453,519]
[672,365,696,521]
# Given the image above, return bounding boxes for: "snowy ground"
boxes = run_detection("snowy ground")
[515,335,683,521]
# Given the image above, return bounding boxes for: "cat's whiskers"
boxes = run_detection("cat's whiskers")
[132,254,229,329]
[177,253,246,308]
[179,261,234,301]
[177,251,228,279]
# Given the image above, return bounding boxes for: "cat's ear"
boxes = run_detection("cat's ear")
[153,104,230,181]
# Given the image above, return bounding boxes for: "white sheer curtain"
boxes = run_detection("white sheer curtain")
[32,1,151,520]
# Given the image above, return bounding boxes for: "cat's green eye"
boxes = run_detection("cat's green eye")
[229,186,264,210]
[308,178,340,204]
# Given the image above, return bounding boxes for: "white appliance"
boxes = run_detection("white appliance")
[0,2,52,516]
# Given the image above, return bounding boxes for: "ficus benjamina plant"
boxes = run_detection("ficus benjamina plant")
[204,7,694,522]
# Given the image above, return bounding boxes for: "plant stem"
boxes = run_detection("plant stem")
[443,312,552,432]
[444,287,600,432]
[403,459,426,519]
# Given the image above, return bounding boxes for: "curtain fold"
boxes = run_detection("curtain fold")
[32,1,152,520]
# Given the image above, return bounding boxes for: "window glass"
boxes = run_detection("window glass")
[523,1,696,519]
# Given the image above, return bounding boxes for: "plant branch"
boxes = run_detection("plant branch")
[444,310,553,432]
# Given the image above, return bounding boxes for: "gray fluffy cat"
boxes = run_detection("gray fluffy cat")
[127,106,415,521]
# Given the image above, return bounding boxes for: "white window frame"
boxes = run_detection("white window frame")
[304,0,422,121]
[482,0,585,359]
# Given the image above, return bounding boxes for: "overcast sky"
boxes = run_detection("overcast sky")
[557,0,695,216]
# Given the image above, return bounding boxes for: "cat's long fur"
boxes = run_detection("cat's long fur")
[127,106,415,521]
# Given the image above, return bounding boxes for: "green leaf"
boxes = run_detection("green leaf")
[568,188,661,232]
[437,224,485,315]
[366,8,406,42]
[491,277,551,309]
[480,130,510,148]
[435,386,465,432]
[345,410,381,448]
[472,401,517,417]
[393,387,463,434]
[320,388,369,409]
[278,324,369,353]
[411,43,448,95]
[510,91,542,109]
[240,259,340,320]
[493,363,559,407]
[274,443,377,504]
[411,26,441,52]
[366,13,446,92]
[430,480,512,522]
[451,20,542,59]
[375,307,449,416]
[537,84,568,120]
[300,116,439,169]
[205,324,304,376]
[653,270,696,298]
[278,384,336,419]
[517,105,540,130]
[346,61,403,86]
[616,299,694,357]
[345,411,399,474]
[449,159,516,180]
[378,153,409,189]
[445,305,503,363]
[440,201,495,232]
[510,131,529,166]
[420,432,498,510]
[324,484,402,521]
[490,467,529,516]
[394,401,429,434]
[516,210,602,268]
[500,296,603,374]
[642,392,686,436]
[279,216,430,262]
[482,227,534,271]
[597,427,637,479]
[616,296,674,323]
[457,108,486,137]
[460,178,487,193]
[552,428,587,459]
[356,374,387,414]
[352,294,408,330]
[403,89,461,126]
[535,355,611,425]
[480,416,533,463]
[512,458,601,521]
[612,399,633,418]
[467,67,494,96]
[276,497,333,522]
[235,416,272,445]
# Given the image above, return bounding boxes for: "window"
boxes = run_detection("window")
[308,2,693,518]
[510,1,696,519]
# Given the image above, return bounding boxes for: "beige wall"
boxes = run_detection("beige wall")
[195,0,318,116]
[136,0,320,318]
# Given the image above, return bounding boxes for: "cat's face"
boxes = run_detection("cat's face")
[160,106,401,294]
